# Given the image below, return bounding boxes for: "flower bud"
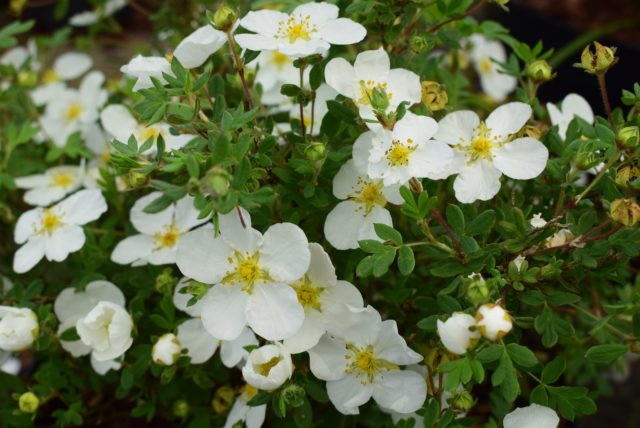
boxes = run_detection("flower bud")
[18,392,39,414]
[242,343,293,391]
[617,126,639,148]
[173,400,190,418]
[125,170,148,189]
[448,390,475,412]
[304,142,326,161]
[155,268,178,295]
[212,5,237,32]
[615,165,640,189]
[512,255,526,272]
[410,36,431,54]
[517,124,542,141]
[281,383,305,408]
[437,313,481,355]
[212,385,236,414]
[17,70,37,88]
[575,141,599,170]
[610,198,640,227]
[475,304,513,341]
[152,333,181,366]
[577,41,617,74]
[465,272,490,306]
[201,167,231,197]
[0,306,38,351]
[370,86,390,112]
[545,228,575,248]
[526,60,552,82]
[421,81,448,111]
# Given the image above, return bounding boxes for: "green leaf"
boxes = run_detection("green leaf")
[476,344,503,363]
[506,343,538,367]
[397,246,415,276]
[0,20,34,48]
[547,292,581,306]
[541,356,566,384]
[584,344,627,364]
[436,294,461,313]
[445,204,465,235]
[466,210,496,235]
[358,239,387,254]
[372,249,397,277]
[373,223,403,244]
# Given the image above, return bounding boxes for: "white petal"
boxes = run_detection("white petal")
[246,283,304,341]
[386,68,422,105]
[44,225,85,262]
[434,110,479,145]
[324,58,358,99]
[353,48,390,83]
[200,285,247,340]
[173,195,207,230]
[54,52,92,80]
[325,305,382,346]
[57,189,107,225]
[327,376,374,415]
[357,205,393,244]
[129,191,173,234]
[486,102,532,141]
[562,93,594,124]
[110,234,154,265]
[373,370,427,414]
[79,71,106,107]
[503,404,559,428]
[306,243,337,286]
[352,131,375,175]
[392,112,438,142]
[493,137,549,180]
[409,140,455,180]
[13,238,45,273]
[294,2,338,22]
[332,159,361,200]
[91,355,121,375]
[14,208,41,244]
[234,34,279,52]
[172,277,205,317]
[318,18,366,45]
[374,320,423,365]
[176,227,232,284]
[177,318,218,364]
[307,334,348,380]
[453,160,502,203]
[100,104,138,143]
[324,200,368,250]
[220,327,257,368]
[174,25,227,69]
[322,280,364,309]
[480,72,517,102]
[260,223,310,282]
[23,186,67,207]
[283,310,326,354]
[239,10,289,36]
[218,207,256,252]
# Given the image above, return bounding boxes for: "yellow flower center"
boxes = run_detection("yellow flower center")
[39,208,62,235]
[139,127,160,143]
[385,138,416,166]
[348,179,387,215]
[479,57,493,75]
[51,170,74,188]
[154,223,181,248]
[65,103,83,122]
[223,253,268,293]
[42,69,59,83]
[344,344,398,385]
[469,137,492,157]
[271,51,291,70]
[358,80,392,106]
[458,122,497,162]
[256,356,281,377]
[292,278,323,311]
[277,15,317,44]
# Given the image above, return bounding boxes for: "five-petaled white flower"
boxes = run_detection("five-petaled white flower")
[324,159,403,250]
[69,0,126,27]
[469,34,517,102]
[325,48,421,127]
[176,207,310,341]
[13,189,108,273]
[0,306,39,352]
[76,300,133,362]
[31,52,93,106]
[100,104,194,153]
[254,50,299,106]
[235,2,366,58]
[15,164,85,207]
[434,102,549,203]
[353,112,454,185]
[284,243,363,353]
[437,313,480,355]
[120,55,172,91]
[242,342,293,391]
[111,192,208,266]
[308,305,425,415]
[503,404,559,428]
[547,93,594,140]
[223,384,267,428]
[529,213,547,228]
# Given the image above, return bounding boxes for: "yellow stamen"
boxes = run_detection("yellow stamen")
[243,384,258,400]
[42,69,58,83]
[292,278,323,311]
[276,15,317,44]
[271,52,290,70]
[65,104,83,122]
[154,222,181,248]
[460,122,496,162]
[51,171,74,188]
[479,57,493,75]
[222,253,268,293]
[256,356,281,377]
[348,179,387,215]
[385,139,416,166]
[39,208,62,235]
[344,344,398,385]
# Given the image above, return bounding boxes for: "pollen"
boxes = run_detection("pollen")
[385,139,416,166]
[271,51,290,70]
[51,170,74,188]
[222,253,267,293]
[154,223,181,248]
[344,344,398,385]
[276,15,317,44]
[358,80,392,106]
[139,127,160,143]
[65,103,83,122]
[255,356,281,377]
[293,279,323,311]
[464,122,496,161]
[478,57,493,75]
[39,209,62,235]
[348,179,387,215]
[42,69,59,83]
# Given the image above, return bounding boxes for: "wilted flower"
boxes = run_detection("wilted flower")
[475,304,513,341]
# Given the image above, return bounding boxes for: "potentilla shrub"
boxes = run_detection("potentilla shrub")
[0,0,639,427]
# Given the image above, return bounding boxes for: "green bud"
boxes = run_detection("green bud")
[125,170,148,189]
[615,165,640,189]
[370,87,389,112]
[281,384,306,408]
[576,41,617,74]
[610,198,640,227]
[409,36,431,54]
[212,5,237,32]
[575,141,599,170]
[18,392,39,414]
[173,400,190,418]
[155,268,178,295]
[212,385,235,414]
[0,202,15,224]
[201,167,231,197]
[17,70,37,88]
[304,142,326,161]
[448,390,475,412]
[617,126,639,148]
[465,273,490,306]
[526,60,553,82]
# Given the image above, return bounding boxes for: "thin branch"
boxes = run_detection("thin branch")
[431,208,465,257]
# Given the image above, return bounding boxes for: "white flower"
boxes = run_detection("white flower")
[284,243,363,353]
[100,104,194,153]
[503,404,559,428]
[325,48,421,126]
[152,333,181,366]
[324,159,403,250]
[120,55,172,91]
[39,71,107,147]
[174,25,227,69]
[475,304,513,341]
[31,52,93,106]
[545,228,577,248]
[111,192,208,266]
[223,385,266,428]
[254,51,299,106]
[1,39,38,70]
[469,34,517,102]
[15,165,85,207]
[308,305,425,415]
[13,189,108,273]
[76,301,133,361]
[547,93,594,140]
[530,213,547,228]
[54,280,125,360]
[437,313,480,355]
[176,207,310,341]
[513,255,526,271]
[1,352,21,375]
[235,2,366,58]
[353,112,454,185]
[0,306,38,351]
[242,342,293,391]
[91,355,122,375]
[434,102,549,203]
[289,83,337,135]
[69,0,126,26]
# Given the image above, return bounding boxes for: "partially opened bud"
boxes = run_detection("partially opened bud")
[173,400,190,418]
[615,165,640,189]
[0,306,38,351]
[575,141,599,170]
[475,304,513,341]
[304,142,326,161]
[242,343,293,391]
[370,87,390,111]
[201,167,231,197]
[18,392,39,414]
[212,5,237,32]
[152,333,181,366]
[526,60,552,82]
[437,313,480,355]
[17,70,37,88]
[449,390,475,412]
[212,385,235,414]
[610,198,640,227]
[577,41,617,74]
[421,81,448,111]
[617,126,639,148]
[465,273,490,306]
